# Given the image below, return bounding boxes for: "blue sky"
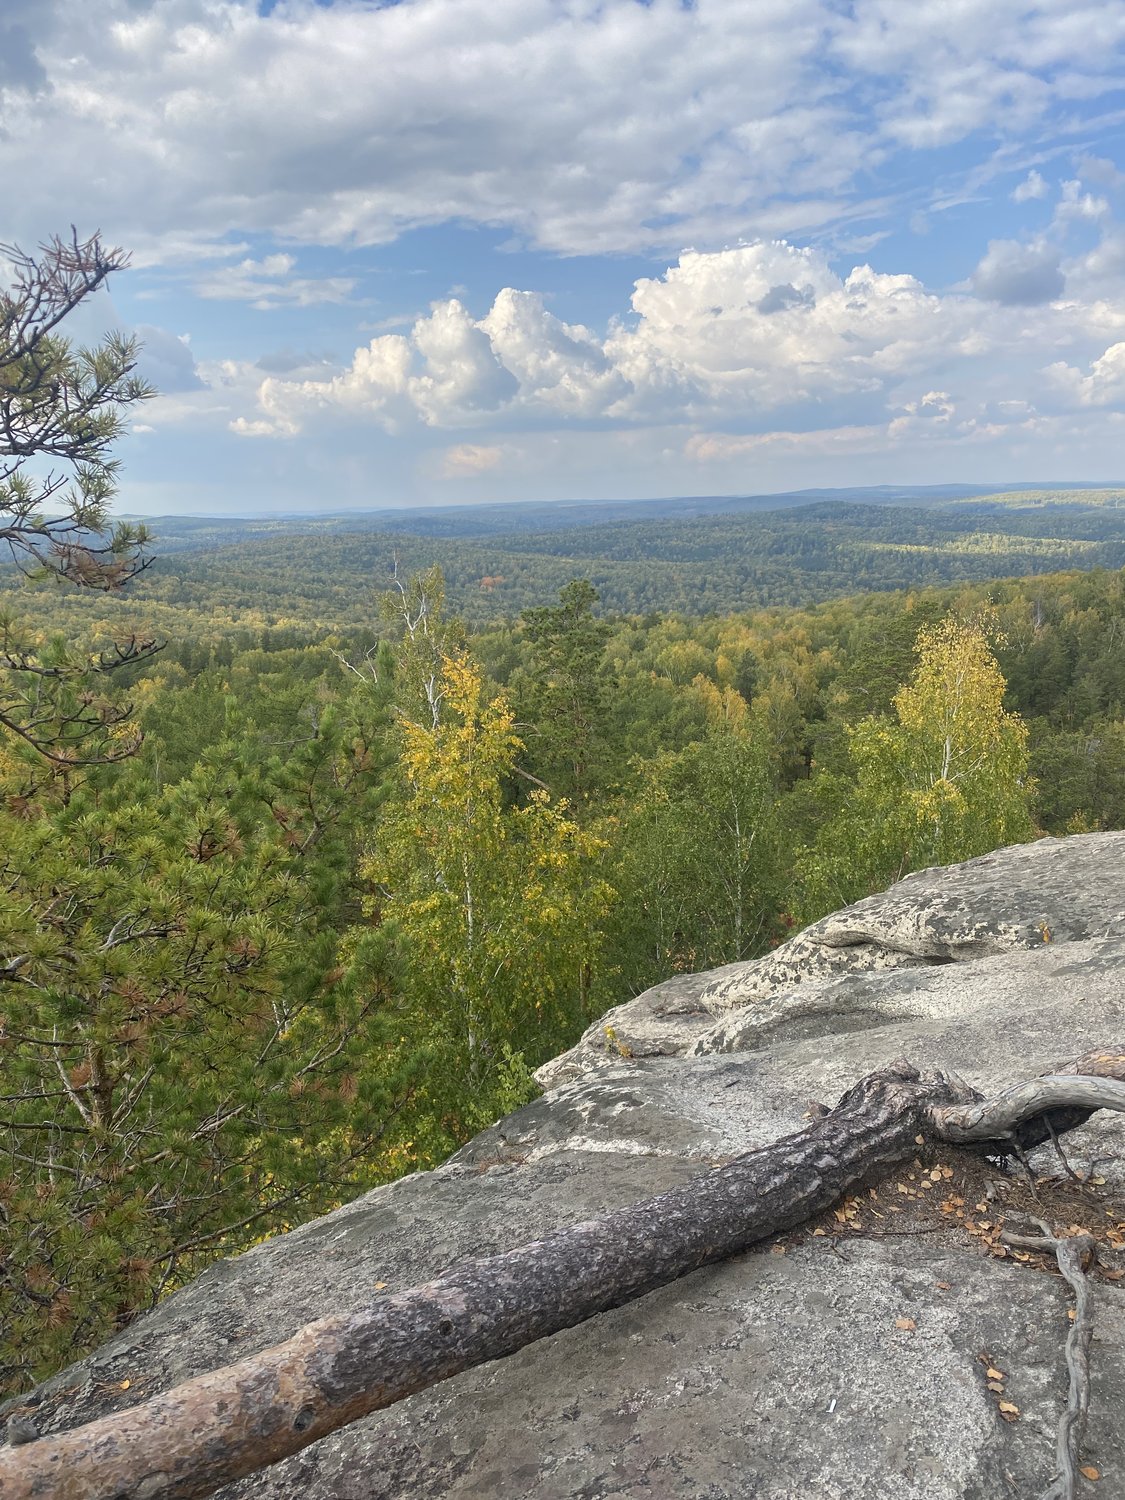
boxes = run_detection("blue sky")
[3,0,1125,515]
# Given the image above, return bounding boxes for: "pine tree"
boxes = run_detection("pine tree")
[516,579,612,805]
[1,230,152,589]
[0,704,404,1396]
[612,683,780,984]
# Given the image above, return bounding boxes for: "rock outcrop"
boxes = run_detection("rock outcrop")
[6,833,1125,1499]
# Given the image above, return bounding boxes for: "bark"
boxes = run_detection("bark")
[3,1050,1124,1500]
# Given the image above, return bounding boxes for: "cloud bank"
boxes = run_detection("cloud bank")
[4,0,1125,260]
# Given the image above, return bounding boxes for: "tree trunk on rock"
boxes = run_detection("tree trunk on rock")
[3,1052,1124,1500]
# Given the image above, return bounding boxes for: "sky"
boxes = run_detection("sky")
[3,0,1125,516]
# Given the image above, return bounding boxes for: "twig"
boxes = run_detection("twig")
[1000,1223,1098,1500]
[1042,1116,1082,1184]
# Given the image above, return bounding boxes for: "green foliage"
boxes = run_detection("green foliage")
[514,578,614,805]
[356,645,613,1146]
[798,616,1035,918]
[0,702,401,1394]
[12,492,1125,638]
[611,686,780,986]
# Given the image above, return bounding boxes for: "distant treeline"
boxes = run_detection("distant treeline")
[6,495,1125,636]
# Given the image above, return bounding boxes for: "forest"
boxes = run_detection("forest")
[7,487,1124,635]
[3,235,1125,1400]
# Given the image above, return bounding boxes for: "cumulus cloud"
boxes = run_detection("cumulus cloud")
[408,300,519,425]
[1053,178,1110,226]
[1046,343,1125,407]
[232,240,999,439]
[1012,169,1048,202]
[971,238,1064,305]
[1073,154,1125,191]
[134,324,205,394]
[440,443,504,477]
[888,390,956,437]
[607,243,963,419]
[134,217,1122,482]
[480,291,629,418]
[231,299,517,436]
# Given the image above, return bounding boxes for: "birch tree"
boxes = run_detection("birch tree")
[359,648,612,1142]
[800,616,1034,916]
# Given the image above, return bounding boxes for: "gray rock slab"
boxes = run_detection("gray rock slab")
[701,831,1125,1011]
[540,832,1125,1087]
[7,832,1125,1498]
[535,964,744,1091]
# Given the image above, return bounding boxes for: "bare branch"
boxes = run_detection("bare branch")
[1000,1223,1099,1500]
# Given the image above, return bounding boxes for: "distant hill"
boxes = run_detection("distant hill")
[126,482,1125,552]
[8,488,1125,639]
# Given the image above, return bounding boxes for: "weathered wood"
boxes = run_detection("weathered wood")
[3,1051,1124,1500]
[929,1048,1125,1147]
[1001,1219,1099,1500]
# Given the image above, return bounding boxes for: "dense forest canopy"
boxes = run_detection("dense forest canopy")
[6,488,1125,635]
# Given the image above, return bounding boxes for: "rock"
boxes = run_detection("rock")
[6,832,1125,1499]
[537,831,1125,1087]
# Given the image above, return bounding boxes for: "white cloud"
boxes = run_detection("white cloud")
[195,254,356,308]
[405,300,518,425]
[1053,178,1110,226]
[1046,342,1125,406]
[606,245,958,419]
[971,238,1064,305]
[1012,169,1048,202]
[685,424,885,462]
[133,324,204,394]
[238,239,1086,446]
[1073,153,1125,190]
[479,291,629,418]
[887,390,958,439]
[827,0,1125,148]
[235,241,978,437]
[6,0,1125,261]
[440,443,504,477]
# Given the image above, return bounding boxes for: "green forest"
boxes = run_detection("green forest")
[3,236,1125,1399]
[8,487,1125,635]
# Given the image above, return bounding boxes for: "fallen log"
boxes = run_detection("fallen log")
[3,1050,1124,1500]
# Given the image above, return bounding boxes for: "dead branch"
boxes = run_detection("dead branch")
[931,1075,1125,1146]
[1001,1218,1099,1500]
[1,1049,1123,1500]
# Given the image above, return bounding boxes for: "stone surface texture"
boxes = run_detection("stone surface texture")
[5,832,1125,1499]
